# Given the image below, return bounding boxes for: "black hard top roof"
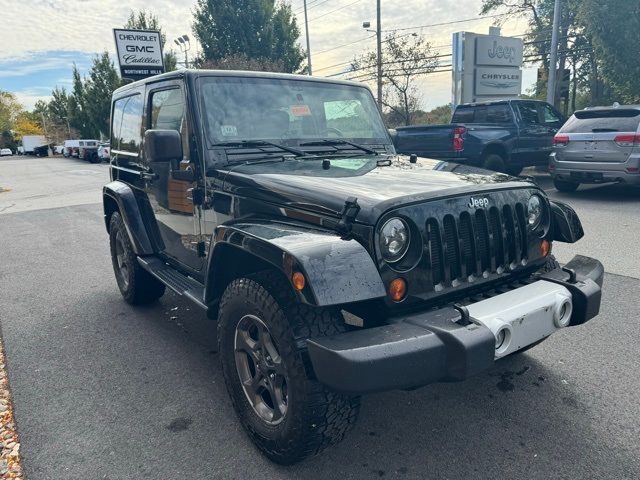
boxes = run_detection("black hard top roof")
[457,99,548,108]
[113,69,368,96]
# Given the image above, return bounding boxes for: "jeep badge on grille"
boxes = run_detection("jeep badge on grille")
[468,197,489,208]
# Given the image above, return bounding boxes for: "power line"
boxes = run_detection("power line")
[383,13,510,33]
[293,0,327,14]
[308,0,362,22]
[314,34,375,55]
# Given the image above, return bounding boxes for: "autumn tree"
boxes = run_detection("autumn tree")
[0,91,24,148]
[193,0,304,73]
[125,9,178,71]
[352,33,439,126]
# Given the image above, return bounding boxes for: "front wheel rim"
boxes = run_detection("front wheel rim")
[114,231,129,289]
[234,314,288,425]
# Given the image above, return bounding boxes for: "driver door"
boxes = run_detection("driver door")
[143,81,205,273]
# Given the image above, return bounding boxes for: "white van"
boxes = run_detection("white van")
[63,140,80,157]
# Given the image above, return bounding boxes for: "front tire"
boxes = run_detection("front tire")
[553,178,580,192]
[109,212,165,304]
[218,273,360,465]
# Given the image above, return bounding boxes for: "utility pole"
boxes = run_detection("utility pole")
[376,0,382,109]
[547,0,561,106]
[303,0,312,75]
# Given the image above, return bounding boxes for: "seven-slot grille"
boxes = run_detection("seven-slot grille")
[426,203,528,287]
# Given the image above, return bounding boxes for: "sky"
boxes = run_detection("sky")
[0,0,537,111]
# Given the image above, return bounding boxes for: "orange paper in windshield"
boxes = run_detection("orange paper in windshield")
[290,105,312,116]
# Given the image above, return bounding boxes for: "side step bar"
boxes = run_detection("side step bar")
[137,256,207,311]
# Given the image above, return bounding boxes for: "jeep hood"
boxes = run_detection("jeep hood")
[220,155,534,224]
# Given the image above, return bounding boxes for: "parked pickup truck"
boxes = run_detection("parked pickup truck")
[391,99,565,175]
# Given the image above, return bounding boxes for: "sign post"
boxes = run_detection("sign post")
[113,29,165,81]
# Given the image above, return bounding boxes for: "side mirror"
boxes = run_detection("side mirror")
[144,129,182,163]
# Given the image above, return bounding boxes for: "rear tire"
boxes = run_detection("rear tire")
[109,212,165,304]
[482,153,506,173]
[218,272,360,465]
[553,178,580,192]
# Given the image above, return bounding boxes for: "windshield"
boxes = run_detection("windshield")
[197,76,389,146]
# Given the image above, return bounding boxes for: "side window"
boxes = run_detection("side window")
[517,102,541,125]
[150,89,185,131]
[452,107,474,123]
[111,97,127,149]
[486,105,512,124]
[540,104,561,124]
[119,94,143,154]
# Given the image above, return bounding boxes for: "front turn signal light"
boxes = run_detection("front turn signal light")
[388,278,407,302]
[292,271,306,291]
[541,239,550,257]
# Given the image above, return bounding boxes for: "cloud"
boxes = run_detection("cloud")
[2,0,535,111]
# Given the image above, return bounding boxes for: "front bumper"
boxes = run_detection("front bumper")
[307,255,603,394]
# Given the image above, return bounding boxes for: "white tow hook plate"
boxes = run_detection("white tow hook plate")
[465,280,573,359]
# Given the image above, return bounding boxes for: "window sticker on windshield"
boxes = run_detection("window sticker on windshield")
[220,125,238,136]
[329,159,369,170]
[290,105,311,117]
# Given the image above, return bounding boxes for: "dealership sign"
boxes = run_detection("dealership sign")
[475,67,523,95]
[475,36,523,66]
[113,29,165,81]
[452,29,524,105]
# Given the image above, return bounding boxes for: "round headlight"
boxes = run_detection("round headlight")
[379,218,410,262]
[527,195,544,229]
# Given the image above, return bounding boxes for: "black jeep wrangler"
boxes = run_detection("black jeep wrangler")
[103,70,603,464]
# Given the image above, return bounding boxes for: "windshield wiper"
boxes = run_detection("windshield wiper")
[214,140,308,157]
[591,128,618,132]
[299,139,379,155]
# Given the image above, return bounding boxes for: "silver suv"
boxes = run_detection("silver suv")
[549,105,640,192]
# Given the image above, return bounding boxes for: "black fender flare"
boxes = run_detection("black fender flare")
[103,181,154,255]
[549,200,584,243]
[205,222,386,307]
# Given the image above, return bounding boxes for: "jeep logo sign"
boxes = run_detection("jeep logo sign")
[113,28,165,81]
[468,197,489,209]
[475,36,523,67]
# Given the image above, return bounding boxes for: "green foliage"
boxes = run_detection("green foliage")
[124,9,177,72]
[0,91,24,148]
[65,54,121,139]
[199,54,284,72]
[481,0,638,111]
[192,0,305,73]
[577,0,640,103]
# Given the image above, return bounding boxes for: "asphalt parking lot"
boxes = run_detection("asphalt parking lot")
[1,156,639,479]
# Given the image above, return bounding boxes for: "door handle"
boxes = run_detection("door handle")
[140,171,158,181]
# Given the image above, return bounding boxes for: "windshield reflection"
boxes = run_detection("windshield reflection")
[197,76,389,146]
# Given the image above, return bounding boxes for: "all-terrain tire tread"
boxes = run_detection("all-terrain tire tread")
[217,271,359,464]
[109,212,165,305]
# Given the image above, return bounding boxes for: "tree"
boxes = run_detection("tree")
[124,9,178,72]
[0,91,22,133]
[84,52,122,138]
[67,64,91,138]
[14,114,44,139]
[577,0,640,103]
[199,54,284,72]
[0,91,24,148]
[192,0,305,73]
[352,33,439,126]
